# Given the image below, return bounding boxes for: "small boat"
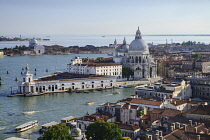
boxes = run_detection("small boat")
[15,120,38,132]
[23,111,35,115]
[86,102,94,105]
[115,86,124,89]
[112,92,120,95]
[96,88,103,91]
[124,85,132,88]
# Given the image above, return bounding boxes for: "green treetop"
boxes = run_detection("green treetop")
[85,120,122,140]
[38,123,74,140]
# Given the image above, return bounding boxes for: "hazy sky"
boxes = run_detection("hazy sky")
[1,0,210,35]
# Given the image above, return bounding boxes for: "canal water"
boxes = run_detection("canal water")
[0,54,134,140]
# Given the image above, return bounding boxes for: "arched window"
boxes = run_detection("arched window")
[135,56,138,63]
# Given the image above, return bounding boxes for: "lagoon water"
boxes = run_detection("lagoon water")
[0,35,210,139]
[0,34,210,49]
[0,54,135,140]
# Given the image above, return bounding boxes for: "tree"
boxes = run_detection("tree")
[38,123,74,140]
[85,120,122,140]
[192,53,201,60]
[96,57,104,62]
[122,66,133,80]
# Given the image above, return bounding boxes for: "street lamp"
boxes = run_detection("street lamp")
[11,87,12,94]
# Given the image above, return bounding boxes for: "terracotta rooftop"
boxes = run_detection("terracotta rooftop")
[186,105,210,115]
[101,102,117,107]
[169,99,206,106]
[141,115,150,120]
[163,123,210,140]
[151,108,164,114]
[81,62,121,67]
[161,109,181,117]
[78,113,110,122]
[117,124,140,131]
[130,99,162,106]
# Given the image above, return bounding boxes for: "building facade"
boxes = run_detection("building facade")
[68,56,122,79]
[18,68,116,94]
[113,27,157,80]
[29,38,45,54]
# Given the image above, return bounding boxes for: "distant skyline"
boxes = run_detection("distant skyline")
[1,0,210,35]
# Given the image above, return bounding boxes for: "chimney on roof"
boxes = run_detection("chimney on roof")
[205,128,209,135]
[147,135,152,140]
[173,123,176,129]
[189,120,192,126]
[184,124,187,131]
[176,122,181,129]
[197,135,200,140]
[159,136,163,140]
[195,127,198,133]
[171,125,174,131]
[195,122,198,126]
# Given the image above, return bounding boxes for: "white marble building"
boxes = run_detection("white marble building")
[18,67,116,94]
[29,38,45,54]
[113,27,157,80]
[68,56,122,79]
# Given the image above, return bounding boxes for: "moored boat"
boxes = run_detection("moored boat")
[86,102,94,105]
[15,120,38,132]
[112,92,120,95]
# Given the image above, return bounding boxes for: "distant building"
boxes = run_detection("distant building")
[0,51,4,56]
[68,56,122,79]
[29,38,45,54]
[113,27,157,80]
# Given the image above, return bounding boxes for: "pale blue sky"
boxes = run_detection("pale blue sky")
[0,0,210,35]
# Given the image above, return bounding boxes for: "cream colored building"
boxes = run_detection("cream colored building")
[68,56,122,79]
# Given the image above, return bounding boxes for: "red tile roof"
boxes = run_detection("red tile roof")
[130,99,162,106]
[161,109,181,117]
[117,124,140,131]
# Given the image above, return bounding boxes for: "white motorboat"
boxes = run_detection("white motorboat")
[86,102,94,105]
[15,120,38,132]
[23,111,35,115]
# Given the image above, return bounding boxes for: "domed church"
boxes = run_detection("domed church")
[113,27,157,80]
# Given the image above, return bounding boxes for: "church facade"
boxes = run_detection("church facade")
[113,27,157,80]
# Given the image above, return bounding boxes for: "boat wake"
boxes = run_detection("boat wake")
[104,94,112,96]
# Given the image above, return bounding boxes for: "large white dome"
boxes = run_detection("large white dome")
[129,27,149,53]
[129,39,148,52]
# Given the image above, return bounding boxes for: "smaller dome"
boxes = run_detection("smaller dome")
[117,37,129,53]
[117,44,129,52]
[29,38,38,46]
